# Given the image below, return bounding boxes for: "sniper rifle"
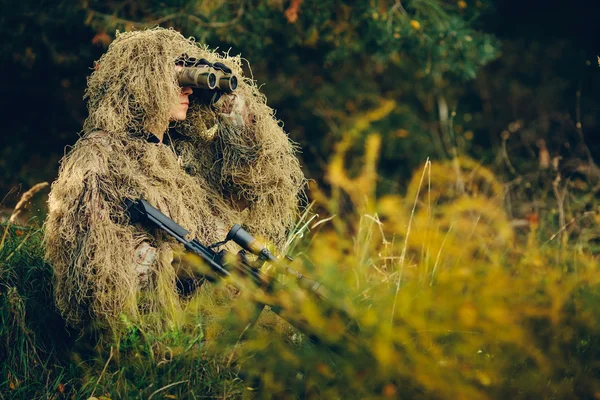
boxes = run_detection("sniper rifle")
[125,198,358,353]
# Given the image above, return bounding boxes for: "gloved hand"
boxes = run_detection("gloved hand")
[170,244,208,295]
[215,93,254,128]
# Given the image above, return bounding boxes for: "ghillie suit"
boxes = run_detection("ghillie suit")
[43,28,305,333]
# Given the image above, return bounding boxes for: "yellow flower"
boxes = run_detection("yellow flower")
[410,20,421,30]
[458,0,468,9]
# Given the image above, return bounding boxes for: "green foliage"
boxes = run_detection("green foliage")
[3,0,598,213]
[1,0,501,197]
[2,155,600,398]
[0,0,100,194]
[0,223,245,398]
[0,224,71,397]
[2,0,599,397]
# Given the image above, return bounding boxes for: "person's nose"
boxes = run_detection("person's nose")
[181,86,193,95]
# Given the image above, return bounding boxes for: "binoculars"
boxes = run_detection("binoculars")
[177,58,238,93]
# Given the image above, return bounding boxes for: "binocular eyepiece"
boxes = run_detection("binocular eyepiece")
[176,57,238,93]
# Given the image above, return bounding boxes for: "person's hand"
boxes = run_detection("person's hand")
[132,242,157,289]
[167,244,209,295]
[216,94,254,128]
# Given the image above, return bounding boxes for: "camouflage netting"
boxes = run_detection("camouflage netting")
[43,28,305,333]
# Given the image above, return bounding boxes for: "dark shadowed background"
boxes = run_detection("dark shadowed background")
[1,0,598,219]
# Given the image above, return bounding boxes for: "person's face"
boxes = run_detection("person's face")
[169,85,193,121]
[169,65,193,121]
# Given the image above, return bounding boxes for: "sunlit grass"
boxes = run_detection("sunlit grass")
[1,149,600,398]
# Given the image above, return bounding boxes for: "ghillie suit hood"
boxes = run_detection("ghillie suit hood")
[44,28,305,333]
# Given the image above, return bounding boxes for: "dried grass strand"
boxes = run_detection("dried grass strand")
[9,182,49,224]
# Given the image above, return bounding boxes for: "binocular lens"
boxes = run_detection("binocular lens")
[177,68,217,90]
[229,75,238,91]
[218,75,238,93]
[208,72,217,89]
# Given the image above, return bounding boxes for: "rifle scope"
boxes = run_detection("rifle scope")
[227,224,278,263]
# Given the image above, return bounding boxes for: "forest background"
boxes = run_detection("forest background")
[1,0,600,398]
[1,0,598,213]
